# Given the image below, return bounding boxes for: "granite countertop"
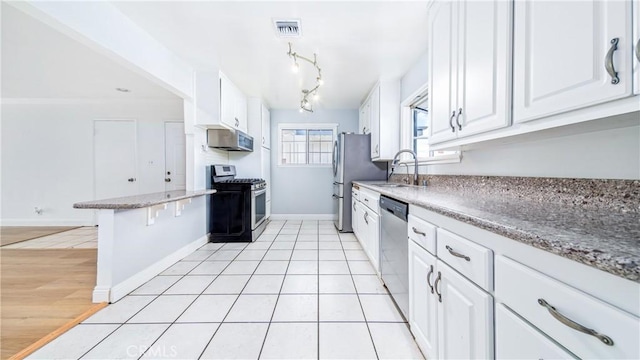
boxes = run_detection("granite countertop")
[354,181,640,283]
[73,189,217,210]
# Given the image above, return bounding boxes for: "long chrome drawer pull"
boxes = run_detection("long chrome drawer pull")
[445,245,470,261]
[455,108,463,131]
[537,298,614,346]
[434,271,442,303]
[427,265,434,293]
[449,111,456,132]
[636,38,640,63]
[364,212,369,225]
[605,38,620,84]
[412,227,426,236]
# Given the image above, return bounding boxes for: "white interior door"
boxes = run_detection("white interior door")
[164,122,186,191]
[94,119,137,199]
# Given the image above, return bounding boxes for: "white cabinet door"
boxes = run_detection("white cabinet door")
[364,209,380,271]
[220,73,236,129]
[437,260,494,360]
[496,304,578,360]
[355,202,368,252]
[409,241,439,360]
[634,0,640,95]
[456,0,511,137]
[359,100,371,135]
[513,0,633,123]
[351,198,359,237]
[164,122,186,191]
[235,90,248,132]
[428,0,458,145]
[261,105,271,149]
[369,86,381,158]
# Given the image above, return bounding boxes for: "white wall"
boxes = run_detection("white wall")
[400,51,428,102]
[270,109,358,215]
[0,99,187,226]
[425,119,640,179]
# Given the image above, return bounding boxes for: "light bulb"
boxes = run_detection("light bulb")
[313,93,319,101]
[299,107,304,113]
[318,78,324,86]
[292,62,299,73]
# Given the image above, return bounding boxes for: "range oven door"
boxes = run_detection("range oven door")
[251,188,267,230]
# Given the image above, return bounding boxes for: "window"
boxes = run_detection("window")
[278,123,338,166]
[400,86,459,163]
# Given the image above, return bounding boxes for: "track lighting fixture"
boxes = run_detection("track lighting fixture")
[287,42,323,113]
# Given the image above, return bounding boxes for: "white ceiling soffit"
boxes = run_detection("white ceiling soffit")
[111,1,429,109]
[1,3,179,99]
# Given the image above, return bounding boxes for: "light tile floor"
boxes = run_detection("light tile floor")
[4,227,98,249]
[29,220,424,360]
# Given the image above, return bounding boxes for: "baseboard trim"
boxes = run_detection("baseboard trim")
[270,214,336,221]
[0,219,95,226]
[92,235,208,303]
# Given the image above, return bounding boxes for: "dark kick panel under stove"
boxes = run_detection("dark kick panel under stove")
[207,165,267,243]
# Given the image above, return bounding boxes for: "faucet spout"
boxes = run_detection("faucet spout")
[390,149,419,185]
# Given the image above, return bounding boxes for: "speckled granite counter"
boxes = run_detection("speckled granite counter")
[73,189,216,210]
[354,180,640,283]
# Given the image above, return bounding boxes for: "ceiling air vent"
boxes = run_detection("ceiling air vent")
[274,19,301,38]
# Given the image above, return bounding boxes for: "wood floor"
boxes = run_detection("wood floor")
[0,248,97,359]
[0,227,80,247]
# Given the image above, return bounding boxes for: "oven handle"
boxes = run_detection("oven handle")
[252,188,267,197]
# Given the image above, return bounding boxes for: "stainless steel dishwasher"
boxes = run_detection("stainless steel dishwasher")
[379,195,409,320]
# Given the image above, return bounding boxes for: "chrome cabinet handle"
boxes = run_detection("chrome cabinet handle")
[538,298,614,346]
[353,202,357,211]
[605,38,620,84]
[127,178,135,182]
[362,127,367,134]
[449,111,456,132]
[445,245,470,261]
[375,144,379,154]
[262,137,265,144]
[426,264,434,293]
[235,118,240,127]
[364,212,369,224]
[434,271,442,302]
[455,108,462,131]
[164,178,171,182]
[412,227,426,237]
[636,37,640,63]
[332,194,339,199]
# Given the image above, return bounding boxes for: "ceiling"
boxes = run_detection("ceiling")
[111,1,429,109]
[1,3,179,99]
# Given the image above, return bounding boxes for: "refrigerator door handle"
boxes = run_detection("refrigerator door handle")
[332,140,338,177]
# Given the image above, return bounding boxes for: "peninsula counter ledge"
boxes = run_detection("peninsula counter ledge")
[74,189,216,303]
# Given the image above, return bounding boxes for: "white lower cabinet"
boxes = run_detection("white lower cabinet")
[496,304,578,359]
[409,240,493,360]
[352,187,381,273]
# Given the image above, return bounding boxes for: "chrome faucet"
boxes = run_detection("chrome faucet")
[389,149,419,185]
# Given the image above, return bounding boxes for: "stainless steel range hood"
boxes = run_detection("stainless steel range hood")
[207,129,254,152]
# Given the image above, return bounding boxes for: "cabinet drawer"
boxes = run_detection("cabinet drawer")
[352,188,359,201]
[408,214,436,255]
[360,188,379,213]
[436,228,493,291]
[496,256,640,359]
[496,304,577,359]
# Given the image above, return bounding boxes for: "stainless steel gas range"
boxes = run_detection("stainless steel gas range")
[207,165,267,242]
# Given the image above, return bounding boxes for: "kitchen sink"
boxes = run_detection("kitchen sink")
[376,183,413,188]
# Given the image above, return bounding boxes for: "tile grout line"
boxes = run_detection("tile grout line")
[339,232,381,360]
[197,220,286,360]
[256,220,302,360]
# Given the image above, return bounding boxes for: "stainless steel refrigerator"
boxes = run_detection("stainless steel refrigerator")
[332,133,387,232]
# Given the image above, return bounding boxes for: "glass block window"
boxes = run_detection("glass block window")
[278,123,337,166]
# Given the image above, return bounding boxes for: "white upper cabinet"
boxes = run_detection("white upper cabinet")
[429,0,511,145]
[220,72,248,132]
[513,0,633,123]
[360,80,400,161]
[359,101,371,135]
[634,0,640,95]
